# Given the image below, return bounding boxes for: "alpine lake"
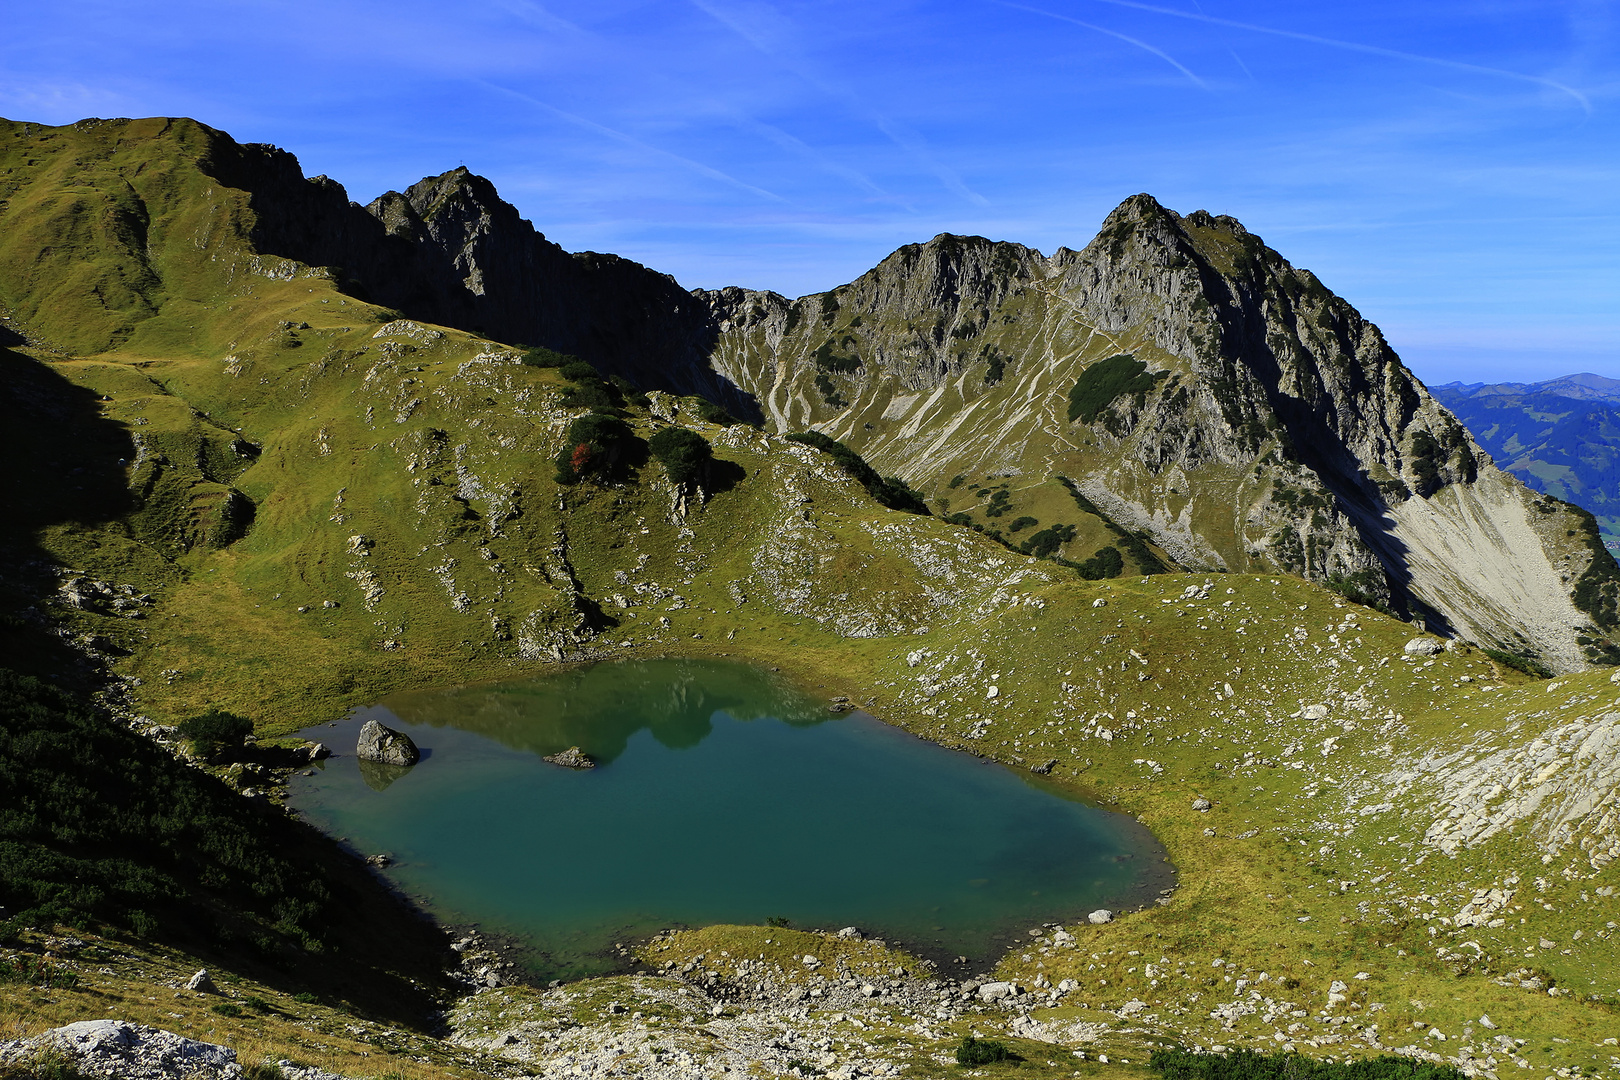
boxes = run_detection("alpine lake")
[288,659,1170,980]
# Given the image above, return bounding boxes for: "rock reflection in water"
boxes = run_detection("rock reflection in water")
[382,658,825,766]
[357,757,414,792]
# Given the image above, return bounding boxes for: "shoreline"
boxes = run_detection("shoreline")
[277,654,1180,989]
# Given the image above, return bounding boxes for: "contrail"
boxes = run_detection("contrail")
[997,1,1211,89]
[687,0,991,205]
[1077,0,1591,113]
[478,81,788,203]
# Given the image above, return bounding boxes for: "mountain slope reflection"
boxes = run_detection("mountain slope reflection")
[382,659,827,765]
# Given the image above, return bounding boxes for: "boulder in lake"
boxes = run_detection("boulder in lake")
[542,746,596,769]
[356,719,419,766]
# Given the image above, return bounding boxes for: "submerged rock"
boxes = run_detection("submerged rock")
[543,746,597,769]
[356,719,419,766]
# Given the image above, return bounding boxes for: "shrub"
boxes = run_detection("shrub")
[1008,516,1038,533]
[518,346,577,368]
[554,412,634,485]
[558,360,599,382]
[176,709,253,757]
[814,372,847,409]
[1021,523,1076,558]
[956,1035,1015,1065]
[1481,648,1553,679]
[647,427,712,487]
[813,338,861,374]
[695,400,735,426]
[1074,546,1125,580]
[210,1002,243,1018]
[783,432,928,515]
[1067,352,1163,424]
[1149,1047,1466,1080]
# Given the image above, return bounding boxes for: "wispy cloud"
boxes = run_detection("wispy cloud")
[996,1,1210,89]
[1078,0,1592,113]
[726,113,902,205]
[477,81,787,203]
[686,0,991,206]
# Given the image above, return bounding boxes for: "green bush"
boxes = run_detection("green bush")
[695,400,736,426]
[1481,648,1553,679]
[648,427,713,487]
[813,338,861,374]
[554,412,635,485]
[176,708,253,757]
[210,1001,243,1017]
[1149,1048,1465,1080]
[956,1035,1015,1065]
[518,346,578,368]
[814,372,847,409]
[558,360,600,382]
[1074,546,1125,580]
[783,432,928,515]
[1008,516,1038,533]
[1067,353,1163,424]
[0,669,339,950]
[1021,523,1076,558]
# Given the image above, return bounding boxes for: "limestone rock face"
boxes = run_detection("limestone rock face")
[356,719,419,766]
[693,196,1618,672]
[0,1020,239,1080]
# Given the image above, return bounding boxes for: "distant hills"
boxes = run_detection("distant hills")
[1433,375,1620,546]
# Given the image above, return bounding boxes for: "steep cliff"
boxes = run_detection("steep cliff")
[700,197,1618,670]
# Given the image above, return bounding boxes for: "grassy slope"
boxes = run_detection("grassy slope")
[1,118,1616,1079]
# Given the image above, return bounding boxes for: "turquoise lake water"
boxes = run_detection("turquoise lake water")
[287,658,1167,978]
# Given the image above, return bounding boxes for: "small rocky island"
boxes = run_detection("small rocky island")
[356,719,420,766]
[542,746,596,769]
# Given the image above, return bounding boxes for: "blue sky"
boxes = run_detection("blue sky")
[4,1,1616,384]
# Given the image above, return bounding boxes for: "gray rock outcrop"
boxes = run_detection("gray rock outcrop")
[542,746,596,769]
[183,969,216,993]
[0,1020,239,1079]
[356,719,419,766]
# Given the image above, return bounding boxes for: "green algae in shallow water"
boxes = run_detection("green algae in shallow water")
[289,659,1166,979]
